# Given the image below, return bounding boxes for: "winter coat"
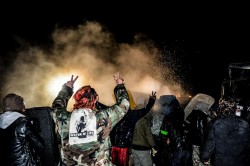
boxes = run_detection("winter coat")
[200,115,250,166]
[52,83,130,166]
[0,111,44,166]
[160,113,192,153]
[110,96,155,148]
[151,95,183,137]
[159,113,193,166]
[132,112,155,149]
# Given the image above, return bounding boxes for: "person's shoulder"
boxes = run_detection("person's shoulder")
[15,117,29,132]
[211,117,224,125]
[16,116,28,124]
[237,116,250,126]
[16,117,30,126]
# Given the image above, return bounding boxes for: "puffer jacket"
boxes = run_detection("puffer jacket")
[186,109,208,146]
[110,96,155,147]
[52,83,130,166]
[0,111,44,166]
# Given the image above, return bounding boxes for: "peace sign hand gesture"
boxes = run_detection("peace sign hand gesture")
[113,72,124,85]
[66,75,78,89]
[149,91,157,101]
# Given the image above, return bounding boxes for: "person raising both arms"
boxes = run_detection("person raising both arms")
[52,73,130,166]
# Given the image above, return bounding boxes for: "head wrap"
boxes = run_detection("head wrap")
[73,85,98,110]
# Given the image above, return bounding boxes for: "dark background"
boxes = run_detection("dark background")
[0,2,249,101]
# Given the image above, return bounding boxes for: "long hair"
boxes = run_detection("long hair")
[73,85,98,110]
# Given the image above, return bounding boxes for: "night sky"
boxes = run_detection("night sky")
[0,3,249,102]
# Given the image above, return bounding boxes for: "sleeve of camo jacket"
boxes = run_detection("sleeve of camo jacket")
[103,83,130,129]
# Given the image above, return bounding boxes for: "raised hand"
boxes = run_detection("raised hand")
[66,75,78,89]
[113,72,124,84]
[149,91,157,100]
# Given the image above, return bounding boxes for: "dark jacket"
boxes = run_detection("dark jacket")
[159,95,191,151]
[186,109,208,146]
[159,109,193,166]
[110,97,155,147]
[200,115,250,166]
[160,113,192,153]
[0,111,44,166]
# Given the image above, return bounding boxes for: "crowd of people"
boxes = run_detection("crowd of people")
[0,72,250,166]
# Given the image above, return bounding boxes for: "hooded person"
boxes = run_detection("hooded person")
[155,95,192,166]
[51,73,130,166]
[0,93,44,166]
[151,95,183,137]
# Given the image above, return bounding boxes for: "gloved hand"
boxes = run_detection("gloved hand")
[151,147,158,157]
[149,91,157,101]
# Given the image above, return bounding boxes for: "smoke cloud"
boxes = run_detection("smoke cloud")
[0,21,190,111]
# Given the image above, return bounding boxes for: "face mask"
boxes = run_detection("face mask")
[161,105,172,116]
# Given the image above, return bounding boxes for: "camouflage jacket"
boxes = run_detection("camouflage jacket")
[52,84,130,166]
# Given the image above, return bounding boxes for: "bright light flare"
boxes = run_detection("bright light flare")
[47,74,83,97]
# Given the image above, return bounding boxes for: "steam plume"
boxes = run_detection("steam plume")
[1,21,189,110]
